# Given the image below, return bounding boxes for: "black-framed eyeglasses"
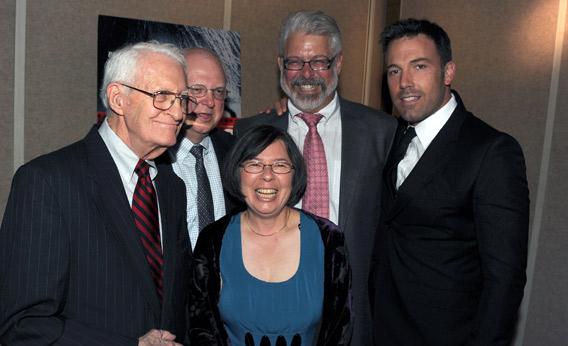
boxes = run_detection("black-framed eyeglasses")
[187,84,229,100]
[283,56,336,71]
[120,83,197,114]
[241,160,294,174]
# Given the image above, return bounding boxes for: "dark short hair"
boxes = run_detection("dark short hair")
[380,18,452,67]
[223,125,307,206]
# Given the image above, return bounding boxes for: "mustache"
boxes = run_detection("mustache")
[290,76,326,88]
[398,89,420,97]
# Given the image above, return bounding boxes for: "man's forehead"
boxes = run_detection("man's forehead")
[285,33,331,54]
[185,50,225,79]
[134,57,185,89]
[386,35,438,61]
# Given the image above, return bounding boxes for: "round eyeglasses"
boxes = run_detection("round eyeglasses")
[282,56,336,71]
[241,160,294,174]
[187,84,229,100]
[120,83,197,115]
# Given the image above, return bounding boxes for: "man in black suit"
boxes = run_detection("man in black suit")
[169,48,237,250]
[235,11,397,346]
[370,19,529,345]
[0,42,194,345]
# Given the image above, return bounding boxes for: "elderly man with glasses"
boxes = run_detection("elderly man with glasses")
[0,41,196,345]
[166,48,238,251]
[234,10,397,346]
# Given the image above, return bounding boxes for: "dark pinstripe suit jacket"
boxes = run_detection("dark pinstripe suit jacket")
[234,98,397,346]
[0,126,191,345]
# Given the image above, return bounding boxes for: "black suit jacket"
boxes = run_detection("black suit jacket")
[370,93,529,345]
[235,98,397,346]
[0,126,191,345]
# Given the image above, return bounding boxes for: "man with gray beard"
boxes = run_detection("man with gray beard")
[234,10,397,346]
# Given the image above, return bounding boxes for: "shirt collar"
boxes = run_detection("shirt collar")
[169,135,212,162]
[98,118,158,182]
[288,92,339,125]
[413,93,457,149]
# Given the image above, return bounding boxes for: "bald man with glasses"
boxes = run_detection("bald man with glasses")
[166,48,238,251]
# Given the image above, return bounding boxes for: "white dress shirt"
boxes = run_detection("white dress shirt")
[397,94,458,188]
[170,136,226,249]
[287,92,342,225]
[98,119,163,244]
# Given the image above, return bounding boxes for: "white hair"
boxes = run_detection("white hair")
[99,41,186,113]
[278,10,343,57]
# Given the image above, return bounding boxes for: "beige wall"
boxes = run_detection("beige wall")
[232,0,385,114]
[0,0,385,214]
[0,0,15,217]
[399,0,567,344]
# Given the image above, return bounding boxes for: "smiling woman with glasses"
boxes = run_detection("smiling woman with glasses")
[189,125,352,346]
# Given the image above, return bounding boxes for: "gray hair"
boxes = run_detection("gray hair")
[278,10,342,57]
[99,41,186,113]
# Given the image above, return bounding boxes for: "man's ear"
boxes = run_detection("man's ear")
[334,52,343,75]
[107,83,127,116]
[443,61,456,86]
[277,56,284,72]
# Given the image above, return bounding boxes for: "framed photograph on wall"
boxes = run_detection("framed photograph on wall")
[97,15,241,130]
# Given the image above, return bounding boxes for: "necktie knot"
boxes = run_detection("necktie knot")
[134,159,150,178]
[190,145,204,160]
[298,113,323,129]
[402,126,416,144]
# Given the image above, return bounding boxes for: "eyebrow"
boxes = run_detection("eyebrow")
[386,57,432,70]
[410,57,431,64]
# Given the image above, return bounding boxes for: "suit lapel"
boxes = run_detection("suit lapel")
[338,99,369,229]
[273,111,290,131]
[85,127,163,317]
[154,167,178,310]
[388,107,466,218]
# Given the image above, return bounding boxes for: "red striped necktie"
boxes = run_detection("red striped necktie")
[132,159,163,302]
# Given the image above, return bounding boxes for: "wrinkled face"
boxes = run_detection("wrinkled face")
[279,33,342,113]
[118,52,186,159]
[240,140,293,219]
[185,51,226,142]
[385,34,455,125]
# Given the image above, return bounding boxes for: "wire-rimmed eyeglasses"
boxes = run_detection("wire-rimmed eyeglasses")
[241,160,294,174]
[282,56,336,71]
[187,84,229,101]
[120,83,197,114]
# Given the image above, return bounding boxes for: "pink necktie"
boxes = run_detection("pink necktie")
[298,113,329,219]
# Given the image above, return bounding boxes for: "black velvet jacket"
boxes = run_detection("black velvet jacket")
[189,210,353,345]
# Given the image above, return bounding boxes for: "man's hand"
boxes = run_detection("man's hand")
[261,97,288,116]
[138,329,182,346]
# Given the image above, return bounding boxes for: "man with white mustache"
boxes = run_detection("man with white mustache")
[234,10,397,346]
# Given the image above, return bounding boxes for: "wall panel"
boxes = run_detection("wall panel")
[231,0,378,115]
[524,3,568,344]
[0,0,16,214]
[399,0,558,213]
